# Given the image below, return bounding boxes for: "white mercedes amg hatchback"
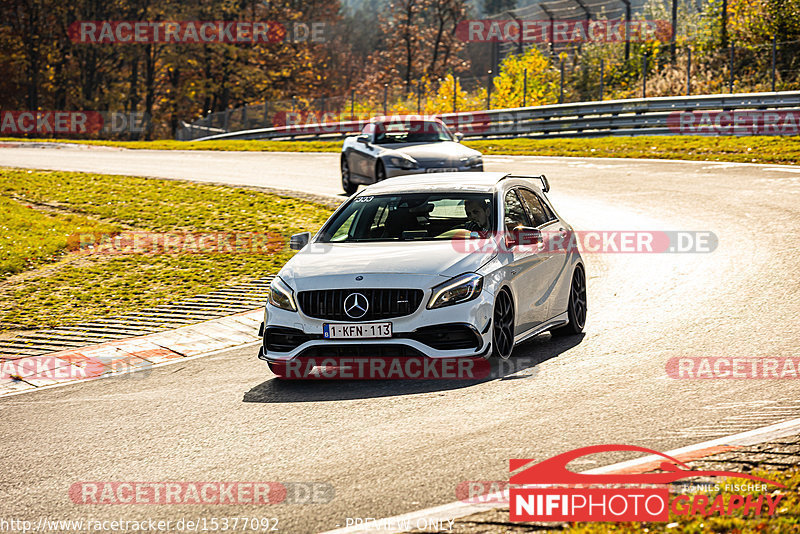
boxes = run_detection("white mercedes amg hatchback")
[258,172,586,375]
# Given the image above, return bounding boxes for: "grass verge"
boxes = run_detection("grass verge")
[0,168,334,334]
[3,136,799,164]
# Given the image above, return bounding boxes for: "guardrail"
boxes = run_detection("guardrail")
[184,91,800,142]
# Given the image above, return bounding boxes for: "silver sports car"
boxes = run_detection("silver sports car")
[340,116,484,195]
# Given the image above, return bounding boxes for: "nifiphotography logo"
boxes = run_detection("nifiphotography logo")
[509,445,785,522]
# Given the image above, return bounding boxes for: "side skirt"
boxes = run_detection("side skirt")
[513,312,569,345]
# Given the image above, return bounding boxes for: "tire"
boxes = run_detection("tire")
[551,265,587,337]
[375,161,387,182]
[341,155,357,195]
[492,289,515,359]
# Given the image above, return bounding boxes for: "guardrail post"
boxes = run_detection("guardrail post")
[686,48,692,95]
[522,68,527,107]
[223,109,230,132]
[559,59,564,104]
[729,44,735,93]
[771,36,777,92]
[642,54,648,98]
[263,100,269,126]
[599,59,604,101]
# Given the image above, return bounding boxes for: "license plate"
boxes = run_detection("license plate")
[425,167,458,173]
[323,322,392,339]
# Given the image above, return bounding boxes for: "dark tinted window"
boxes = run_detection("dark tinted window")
[518,188,554,227]
[503,190,531,232]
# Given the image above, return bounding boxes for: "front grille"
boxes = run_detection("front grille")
[297,288,424,321]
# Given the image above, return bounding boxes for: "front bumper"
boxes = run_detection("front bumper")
[259,290,494,362]
[384,163,483,179]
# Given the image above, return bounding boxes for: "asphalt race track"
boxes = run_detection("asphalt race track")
[1,145,799,533]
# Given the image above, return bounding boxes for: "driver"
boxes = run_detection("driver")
[464,198,491,234]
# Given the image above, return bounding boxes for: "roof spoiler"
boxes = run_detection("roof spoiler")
[504,174,550,193]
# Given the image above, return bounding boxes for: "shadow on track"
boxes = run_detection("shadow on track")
[242,333,584,403]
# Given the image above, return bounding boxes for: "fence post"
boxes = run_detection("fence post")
[291,96,296,114]
[686,48,692,95]
[452,75,458,113]
[771,36,777,92]
[263,100,269,126]
[622,0,631,61]
[223,109,230,132]
[670,0,678,62]
[642,53,648,98]
[351,90,355,120]
[487,70,492,110]
[417,83,422,114]
[522,68,527,107]
[383,84,388,115]
[729,44,735,93]
[559,59,564,104]
[599,59,604,101]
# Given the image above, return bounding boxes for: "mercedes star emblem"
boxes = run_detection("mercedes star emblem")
[343,292,369,319]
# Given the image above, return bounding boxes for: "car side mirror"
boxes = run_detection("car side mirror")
[506,226,541,248]
[290,232,311,250]
[454,132,464,142]
[356,134,370,145]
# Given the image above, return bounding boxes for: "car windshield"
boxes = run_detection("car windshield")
[317,193,495,243]
[373,121,452,144]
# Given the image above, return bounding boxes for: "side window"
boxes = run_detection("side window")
[330,210,358,241]
[504,190,531,232]
[518,188,554,227]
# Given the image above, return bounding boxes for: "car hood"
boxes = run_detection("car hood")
[383,142,480,163]
[280,241,495,290]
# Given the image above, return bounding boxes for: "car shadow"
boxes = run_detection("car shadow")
[242,332,584,403]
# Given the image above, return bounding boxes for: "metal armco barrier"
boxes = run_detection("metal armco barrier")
[186,91,800,142]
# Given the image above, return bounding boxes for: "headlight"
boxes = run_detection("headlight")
[269,277,297,312]
[427,273,484,309]
[386,155,418,169]
[465,155,483,168]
